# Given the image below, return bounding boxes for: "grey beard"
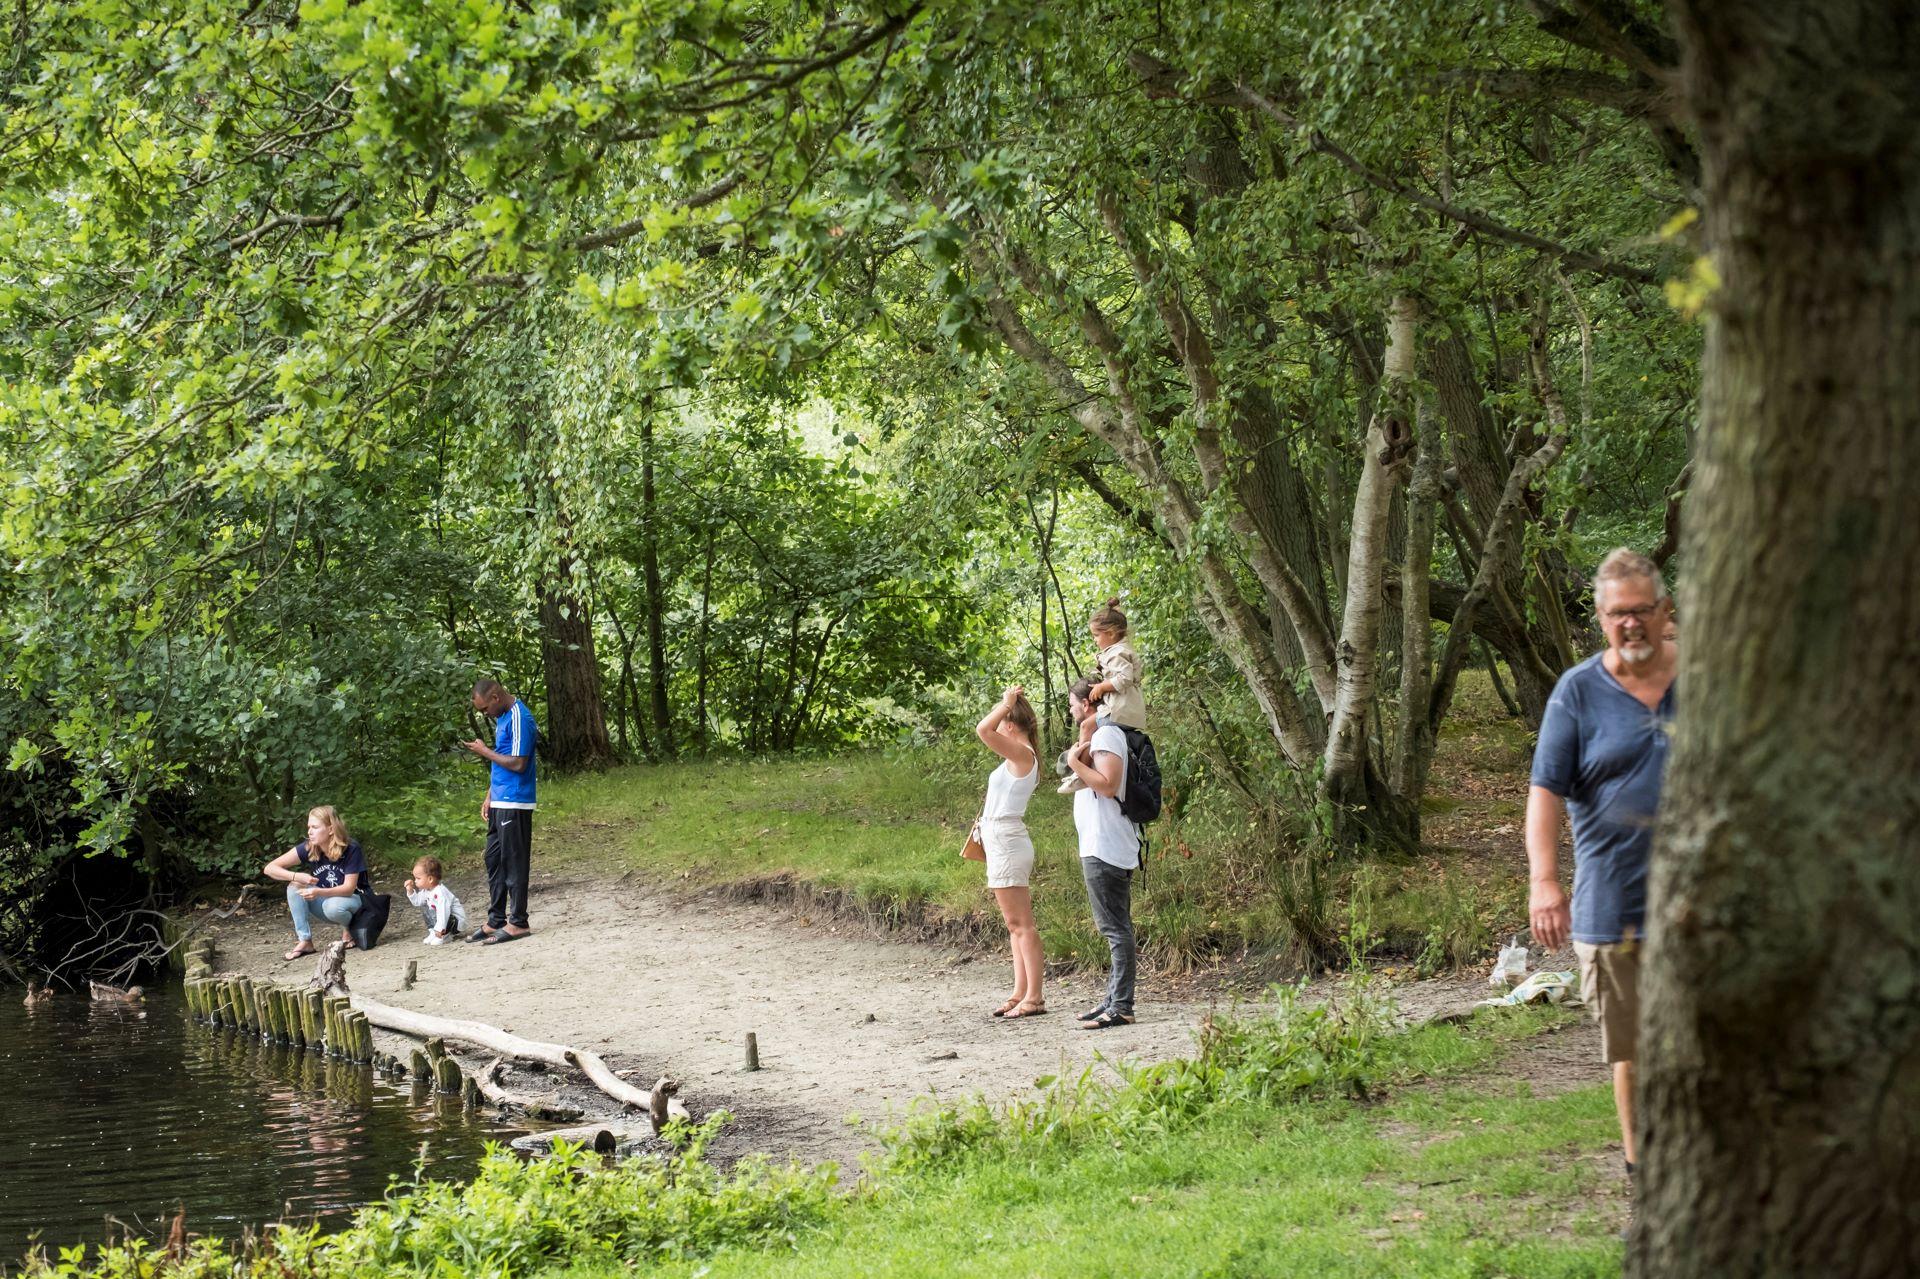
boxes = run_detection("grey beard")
[1620,640,1655,664]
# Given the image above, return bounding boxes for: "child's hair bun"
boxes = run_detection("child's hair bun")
[1091,596,1129,635]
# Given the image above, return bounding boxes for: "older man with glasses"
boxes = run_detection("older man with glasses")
[1525,547,1677,1191]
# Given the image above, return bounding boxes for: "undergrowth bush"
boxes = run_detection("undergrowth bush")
[880,976,1404,1171]
[23,1118,838,1279]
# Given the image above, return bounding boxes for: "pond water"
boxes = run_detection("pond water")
[1,984,519,1263]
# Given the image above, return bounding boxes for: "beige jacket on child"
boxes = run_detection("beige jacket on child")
[1095,638,1146,731]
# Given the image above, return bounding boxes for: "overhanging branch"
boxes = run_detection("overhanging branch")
[1128,53,1661,286]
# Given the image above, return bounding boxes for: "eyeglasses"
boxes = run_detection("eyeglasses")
[1601,605,1665,623]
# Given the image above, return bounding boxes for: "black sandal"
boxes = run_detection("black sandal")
[1076,1005,1108,1022]
[1080,1011,1134,1030]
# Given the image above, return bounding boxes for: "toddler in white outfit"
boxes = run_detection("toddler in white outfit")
[405,856,468,946]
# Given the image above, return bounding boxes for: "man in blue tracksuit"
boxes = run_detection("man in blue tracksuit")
[464,678,538,944]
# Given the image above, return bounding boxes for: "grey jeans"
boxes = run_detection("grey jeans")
[1080,856,1136,1016]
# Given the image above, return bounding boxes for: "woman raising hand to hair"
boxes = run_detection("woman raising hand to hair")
[974,686,1047,1019]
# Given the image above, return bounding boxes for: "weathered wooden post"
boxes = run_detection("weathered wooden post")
[324,995,351,1054]
[297,992,312,1046]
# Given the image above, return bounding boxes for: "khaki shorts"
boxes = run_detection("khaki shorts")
[1575,939,1641,1063]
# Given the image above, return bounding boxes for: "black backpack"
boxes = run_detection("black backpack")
[1117,727,1162,826]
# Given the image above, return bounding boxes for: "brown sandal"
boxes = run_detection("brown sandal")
[991,997,1021,1018]
[1003,1001,1049,1019]
[283,941,316,961]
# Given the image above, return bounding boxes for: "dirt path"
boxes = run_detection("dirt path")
[211,867,1224,1167]
[207,868,1587,1170]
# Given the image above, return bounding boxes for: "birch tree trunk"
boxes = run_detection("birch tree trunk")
[1632,4,1920,1275]
[1321,296,1416,839]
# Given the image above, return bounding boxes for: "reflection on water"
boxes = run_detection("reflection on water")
[1,985,518,1261]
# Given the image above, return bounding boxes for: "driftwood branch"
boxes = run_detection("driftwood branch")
[470,1057,586,1122]
[510,1125,621,1155]
[340,987,690,1122]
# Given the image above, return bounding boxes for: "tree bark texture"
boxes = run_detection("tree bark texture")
[537,565,616,770]
[1634,5,1920,1276]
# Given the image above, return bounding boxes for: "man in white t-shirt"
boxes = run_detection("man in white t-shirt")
[1065,677,1138,1028]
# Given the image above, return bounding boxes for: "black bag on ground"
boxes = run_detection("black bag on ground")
[349,891,392,951]
[1117,726,1162,826]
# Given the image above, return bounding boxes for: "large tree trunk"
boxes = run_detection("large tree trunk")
[1633,5,1920,1276]
[537,565,616,771]
[1425,325,1559,722]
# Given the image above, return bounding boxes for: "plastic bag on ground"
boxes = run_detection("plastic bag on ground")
[1477,969,1581,1008]
[1490,935,1529,987]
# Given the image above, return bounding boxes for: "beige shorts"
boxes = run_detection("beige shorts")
[1575,938,1641,1064]
[982,818,1035,889]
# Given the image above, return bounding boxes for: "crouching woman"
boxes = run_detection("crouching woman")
[265,805,366,961]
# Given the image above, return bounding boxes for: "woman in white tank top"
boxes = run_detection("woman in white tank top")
[975,685,1045,1018]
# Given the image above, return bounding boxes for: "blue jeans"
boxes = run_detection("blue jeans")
[287,883,360,941]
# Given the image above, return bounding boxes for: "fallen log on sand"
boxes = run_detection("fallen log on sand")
[471,1057,586,1123]
[509,1124,620,1156]
[314,945,689,1125]
[352,994,690,1124]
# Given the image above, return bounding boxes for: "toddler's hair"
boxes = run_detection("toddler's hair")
[1090,596,1128,637]
[412,855,444,881]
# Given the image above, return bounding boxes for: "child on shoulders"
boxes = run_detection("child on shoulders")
[1060,596,1146,793]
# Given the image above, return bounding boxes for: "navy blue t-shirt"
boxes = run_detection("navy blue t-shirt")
[1530,652,1675,944]
[296,839,369,893]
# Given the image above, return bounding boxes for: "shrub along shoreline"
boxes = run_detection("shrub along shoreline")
[20,986,1621,1279]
